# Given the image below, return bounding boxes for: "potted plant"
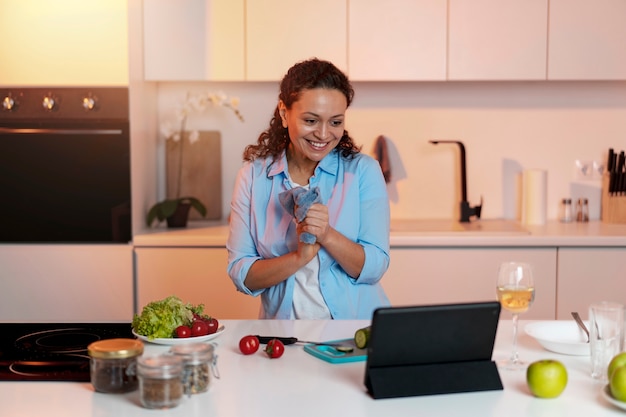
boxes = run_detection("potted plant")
[147,91,244,228]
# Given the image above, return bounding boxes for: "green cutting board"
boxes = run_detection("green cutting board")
[303,338,367,364]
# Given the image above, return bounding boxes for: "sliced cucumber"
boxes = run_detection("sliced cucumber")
[335,345,354,353]
[354,326,371,349]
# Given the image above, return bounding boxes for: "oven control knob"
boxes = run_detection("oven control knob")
[82,96,97,111]
[42,95,56,111]
[2,95,15,111]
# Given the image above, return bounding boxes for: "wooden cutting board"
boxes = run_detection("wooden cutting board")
[166,130,221,220]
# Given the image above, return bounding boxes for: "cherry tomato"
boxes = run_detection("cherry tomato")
[239,335,260,355]
[264,338,285,359]
[205,317,219,335]
[191,320,210,337]
[175,325,191,338]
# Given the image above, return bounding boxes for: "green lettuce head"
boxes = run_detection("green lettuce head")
[132,295,204,339]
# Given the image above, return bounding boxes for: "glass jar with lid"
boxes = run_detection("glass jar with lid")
[87,338,144,393]
[137,355,184,409]
[170,342,219,395]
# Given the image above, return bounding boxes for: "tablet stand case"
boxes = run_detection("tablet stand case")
[364,301,503,399]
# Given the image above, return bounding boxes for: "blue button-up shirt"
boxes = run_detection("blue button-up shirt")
[227,149,391,319]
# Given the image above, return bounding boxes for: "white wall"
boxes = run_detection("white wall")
[153,81,626,225]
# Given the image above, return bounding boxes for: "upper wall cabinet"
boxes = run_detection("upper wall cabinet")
[245,0,347,81]
[548,0,626,80]
[0,0,128,86]
[143,0,244,81]
[140,0,626,82]
[448,0,548,81]
[348,0,446,81]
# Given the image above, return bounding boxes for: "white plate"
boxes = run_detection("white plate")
[602,384,626,410]
[524,321,590,356]
[132,325,225,345]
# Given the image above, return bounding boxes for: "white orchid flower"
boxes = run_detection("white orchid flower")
[160,121,177,140]
[163,91,244,144]
[215,91,228,104]
[206,93,217,106]
[188,130,200,144]
[187,93,205,112]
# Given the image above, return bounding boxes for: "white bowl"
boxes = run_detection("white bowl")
[132,325,225,345]
[524,321,590,356]
[602,384,626,410]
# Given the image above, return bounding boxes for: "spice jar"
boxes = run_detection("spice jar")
[137,355,184,409]
[87,338,143,393]
[576,198,589,222]
[560,198,573,223]
[170,343,219,395]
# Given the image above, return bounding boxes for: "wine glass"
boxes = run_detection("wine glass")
[496,261,535,370]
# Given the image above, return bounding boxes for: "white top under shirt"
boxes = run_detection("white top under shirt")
[288,181,332,320]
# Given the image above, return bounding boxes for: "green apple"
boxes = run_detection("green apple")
[608,352,626,380]
[526,360,568,398]
[610,365,626,402]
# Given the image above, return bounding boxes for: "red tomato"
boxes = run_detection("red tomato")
[175,325,191,338]
[239,335,260,355]
[191,320,209,337]
[264,339,285,359]
[205,317,219,335]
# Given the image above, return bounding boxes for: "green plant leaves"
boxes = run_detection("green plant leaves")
[146,197,207,227]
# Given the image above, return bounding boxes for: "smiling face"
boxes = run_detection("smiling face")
[280,88,347,175]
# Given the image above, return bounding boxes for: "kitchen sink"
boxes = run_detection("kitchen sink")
[389,219,530,236]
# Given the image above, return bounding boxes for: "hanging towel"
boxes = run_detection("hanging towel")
[278,186,322,244]
[374,135,391,183]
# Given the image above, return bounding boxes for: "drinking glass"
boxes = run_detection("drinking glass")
[590,301,624,382]
[496,261,535,370]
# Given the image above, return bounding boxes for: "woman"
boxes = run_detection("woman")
[227,58,390,319]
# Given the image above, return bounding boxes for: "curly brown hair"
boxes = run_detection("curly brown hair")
[243,58,361,162]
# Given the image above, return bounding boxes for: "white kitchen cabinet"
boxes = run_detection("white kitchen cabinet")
[135,247,260,319]
[0,245,134,322]
[143,0,244,81]
[348,0,446,81]
[245,0,347,81]
[0,0,128,86]
[556,248,626,320]
[383,247,557,319]
[448,0,548,80]
[548,0,626,80]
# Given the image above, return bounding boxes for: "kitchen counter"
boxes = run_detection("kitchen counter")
[0,319,623,417]
[133,220,626,247]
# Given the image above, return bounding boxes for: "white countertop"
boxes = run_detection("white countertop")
[133,220,626,247]
[0,319,623,417]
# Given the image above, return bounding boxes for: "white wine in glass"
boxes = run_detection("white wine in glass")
[496,261,535,370]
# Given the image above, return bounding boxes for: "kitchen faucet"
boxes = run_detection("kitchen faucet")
[429,140,482,222]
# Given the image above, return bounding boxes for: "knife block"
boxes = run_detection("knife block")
[601,173,626,224]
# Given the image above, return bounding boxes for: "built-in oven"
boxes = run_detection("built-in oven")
[0,87,131,243]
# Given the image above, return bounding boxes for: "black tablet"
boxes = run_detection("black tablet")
[364,301,503,399]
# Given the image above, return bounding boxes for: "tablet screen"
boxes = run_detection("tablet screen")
[365,301,501,369]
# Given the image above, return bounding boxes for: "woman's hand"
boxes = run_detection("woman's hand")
[298,203,330,244]
[298,203,365,278]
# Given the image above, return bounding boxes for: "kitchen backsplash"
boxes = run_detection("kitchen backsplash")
[156,81,626,222]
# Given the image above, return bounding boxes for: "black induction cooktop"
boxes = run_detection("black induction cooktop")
[0,323,134,381]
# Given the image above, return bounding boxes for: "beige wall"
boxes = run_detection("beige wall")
[154,80,626,223]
